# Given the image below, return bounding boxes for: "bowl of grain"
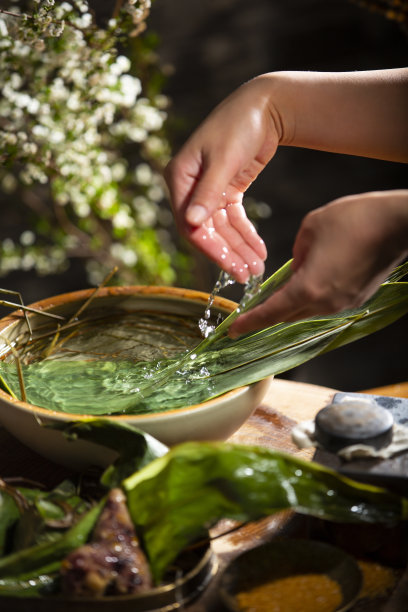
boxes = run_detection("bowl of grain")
[219,538,362,612]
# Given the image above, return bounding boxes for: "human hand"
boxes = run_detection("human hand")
[229,190,408,336]
[165,68,408,285]
[164,75,281,283]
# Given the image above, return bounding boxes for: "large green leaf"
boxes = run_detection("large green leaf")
[123,441,408,582]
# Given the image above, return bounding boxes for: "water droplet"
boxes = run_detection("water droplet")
[238,273,263,310]
[198,270,235,337]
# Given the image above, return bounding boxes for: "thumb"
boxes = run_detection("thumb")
[185,162,239,226]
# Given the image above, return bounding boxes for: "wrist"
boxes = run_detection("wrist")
[249,72,296,146]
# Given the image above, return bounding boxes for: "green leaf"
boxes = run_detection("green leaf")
[123,441,408,583]
[9,480,89,553]
[57,419,169,487]
[0,565,58,598]
[198,258,293,346]
[0,500,103,581]
[0,491,20,556]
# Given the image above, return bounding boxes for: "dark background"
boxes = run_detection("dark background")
[2,0,407,391]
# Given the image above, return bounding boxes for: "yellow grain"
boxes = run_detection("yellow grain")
[236,573,342,612]
[358,560,397,599]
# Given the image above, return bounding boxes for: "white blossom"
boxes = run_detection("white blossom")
[134,163,153,185]
[119,74,142,107]
[112,208,135,229]
[99,188,116,210]
[134,99,165,130]
[0,18,8,37]
[110,55,131,75]
[110,243,138,266]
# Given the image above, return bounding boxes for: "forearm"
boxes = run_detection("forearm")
[259,68,408,163]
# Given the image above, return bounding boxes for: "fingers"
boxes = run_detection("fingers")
[228,278,306,337]
[228,266,352,338]
[185,173,228,226]
[225,202,267,260]
[212,208,265,276]
[189,222,251,283]
[166,154,268,281]
[166,137,242,227]
[189,206,267,283]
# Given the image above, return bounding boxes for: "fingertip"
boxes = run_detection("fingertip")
[231,262,250,284]
[249,258,265,277]
[228,328,240,339]
[186,204,209,226]
[258,238,268,260]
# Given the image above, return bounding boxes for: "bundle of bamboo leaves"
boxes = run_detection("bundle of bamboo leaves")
[0,259,407,415]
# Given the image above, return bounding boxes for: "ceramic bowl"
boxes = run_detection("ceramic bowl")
[0,286,271,469]
[219,539,362,612]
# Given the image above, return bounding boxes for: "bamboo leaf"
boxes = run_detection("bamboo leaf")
[383,260,408,283]
[0,492,20,556]
[197,258,293,347]
[0,500,104,581]
[58,420,169,487]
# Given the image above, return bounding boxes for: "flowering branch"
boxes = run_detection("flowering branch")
[0,10,24,19]
[0,0,186,286]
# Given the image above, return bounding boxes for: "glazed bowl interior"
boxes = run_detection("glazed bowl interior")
[0,286,271,469]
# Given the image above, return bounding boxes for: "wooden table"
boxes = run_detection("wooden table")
[0,377,406,610]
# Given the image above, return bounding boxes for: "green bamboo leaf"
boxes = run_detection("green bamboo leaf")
[0,500,104,580]
[10,480,88,553]
[383,260,408,283]
[58,419,169,487]
[124,441,408,583]
[321,282,408,353]
[115,259,293,396]
[0,564,58,597]
[197,258,293,347]
[0,492,20,556]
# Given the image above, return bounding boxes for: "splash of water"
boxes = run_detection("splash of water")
[198,270,235,338]
[198,270,263,338]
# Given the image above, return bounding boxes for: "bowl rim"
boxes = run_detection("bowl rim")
[0,285,261,421]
